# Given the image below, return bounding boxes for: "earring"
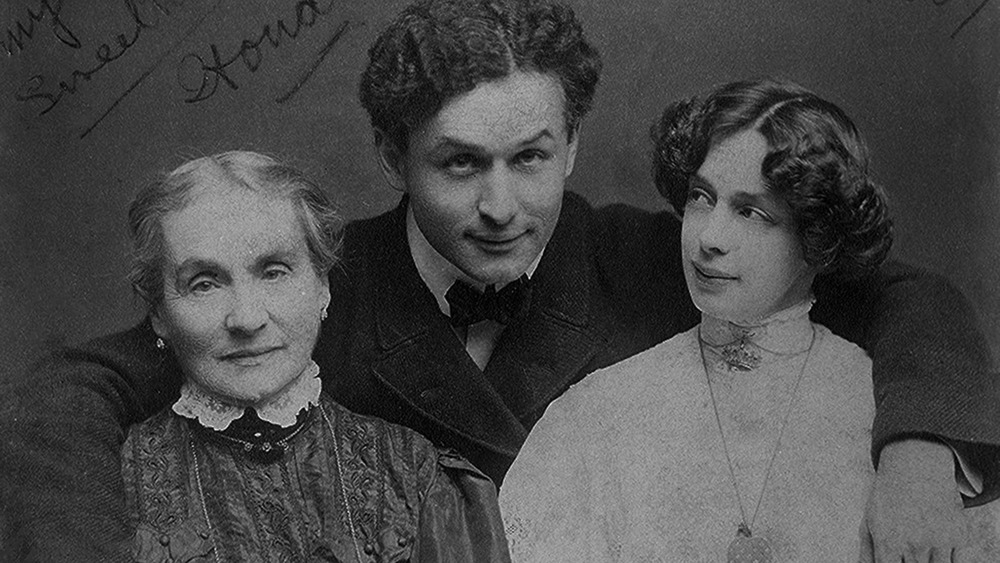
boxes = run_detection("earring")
[321,307,328,321]
[155,337,166,350]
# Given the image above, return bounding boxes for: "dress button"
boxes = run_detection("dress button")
[419,387,441,401]
[363,542,375,555]
[159,534,170,546]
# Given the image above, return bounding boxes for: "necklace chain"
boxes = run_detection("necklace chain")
[700,330,814,372]
[190,440,221,563]
[189,403,365,562]
[320,402,365,563]
[699,325,816,535]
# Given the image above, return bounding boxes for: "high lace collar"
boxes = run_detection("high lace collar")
[699,299,815,369]
[172,361,322,431]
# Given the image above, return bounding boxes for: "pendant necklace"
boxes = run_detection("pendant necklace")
[721,328,763,371]
[699,326,815,563]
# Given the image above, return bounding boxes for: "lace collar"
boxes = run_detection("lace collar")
[699,299,815,371]
[172,361,322,431]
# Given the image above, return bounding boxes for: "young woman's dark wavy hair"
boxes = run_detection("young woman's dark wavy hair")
[651,78,893,281]
[359,0,601,152]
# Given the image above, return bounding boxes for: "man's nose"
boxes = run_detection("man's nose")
[477,167,518,225]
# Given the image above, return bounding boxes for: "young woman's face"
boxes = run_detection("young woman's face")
[151,182,330,406]
[681,129,817,323]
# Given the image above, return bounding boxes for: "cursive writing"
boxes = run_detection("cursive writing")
[881,0,996,38]
[80,0,223,139]
[2,0,80,56]
[949,0,993,38]
[15,0,187,116]
[275,20,359,104]
[177,0,343,103]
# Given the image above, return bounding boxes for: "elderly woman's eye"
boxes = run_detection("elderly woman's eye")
[189,277,218,293]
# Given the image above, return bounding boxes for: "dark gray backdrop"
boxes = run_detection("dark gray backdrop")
[1,0,997,383]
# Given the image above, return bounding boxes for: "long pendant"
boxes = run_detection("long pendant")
[727,523,774,563]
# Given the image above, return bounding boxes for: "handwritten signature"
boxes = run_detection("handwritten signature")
[883,0,995,38]
[177,0,347,104]
[1,0,81,56]
[948,0,994,38]
[15,0,187,116]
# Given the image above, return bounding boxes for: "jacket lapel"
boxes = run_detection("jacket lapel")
[483,193,610,420]
[367,200,528,457]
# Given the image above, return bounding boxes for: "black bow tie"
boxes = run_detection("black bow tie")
[445,275,532,327]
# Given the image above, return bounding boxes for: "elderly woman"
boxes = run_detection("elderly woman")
[499,79,999,562]
[120,151,510,562]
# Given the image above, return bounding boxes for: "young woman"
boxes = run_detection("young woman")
[499,79,998,562]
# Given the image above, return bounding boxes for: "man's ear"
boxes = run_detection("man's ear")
[565,126,580,178]
[374,129,406,192]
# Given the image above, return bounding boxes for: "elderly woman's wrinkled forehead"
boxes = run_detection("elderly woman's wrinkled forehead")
[127,151,342,309]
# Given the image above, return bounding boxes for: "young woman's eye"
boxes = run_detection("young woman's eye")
[685,186,713,207]
[738,206,774,223]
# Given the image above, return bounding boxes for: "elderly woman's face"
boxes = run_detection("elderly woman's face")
[151,181,330,406]
[681,129,816,322]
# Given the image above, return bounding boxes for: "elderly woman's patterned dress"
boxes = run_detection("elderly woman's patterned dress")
[122,393,509,562]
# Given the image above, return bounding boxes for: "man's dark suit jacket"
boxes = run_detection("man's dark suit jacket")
[1,192,998,561]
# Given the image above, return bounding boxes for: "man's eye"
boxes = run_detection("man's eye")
[442,154,478,176]
[263,265,291,280]
[514,149,548,168]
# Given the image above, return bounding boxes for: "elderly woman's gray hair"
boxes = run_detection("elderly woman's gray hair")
[127,151,342,309]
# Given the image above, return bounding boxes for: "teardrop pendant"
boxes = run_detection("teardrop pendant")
[727,524,774,563]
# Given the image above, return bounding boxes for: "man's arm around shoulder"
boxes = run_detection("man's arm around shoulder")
[0,320,180,562]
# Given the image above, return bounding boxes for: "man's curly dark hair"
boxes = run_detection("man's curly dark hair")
[651,78,893,281]
[359,0,601,152]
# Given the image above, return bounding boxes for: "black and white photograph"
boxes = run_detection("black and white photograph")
[1,0,998,561]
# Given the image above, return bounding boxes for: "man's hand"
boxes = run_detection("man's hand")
[858,439,971,562]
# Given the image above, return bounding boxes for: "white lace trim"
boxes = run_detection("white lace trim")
[172,362,322,431]
[700,297,815,355]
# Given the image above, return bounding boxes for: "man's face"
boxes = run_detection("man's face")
[394,71,578,286]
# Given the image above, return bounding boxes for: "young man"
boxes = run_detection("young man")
[2,0,997,561]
